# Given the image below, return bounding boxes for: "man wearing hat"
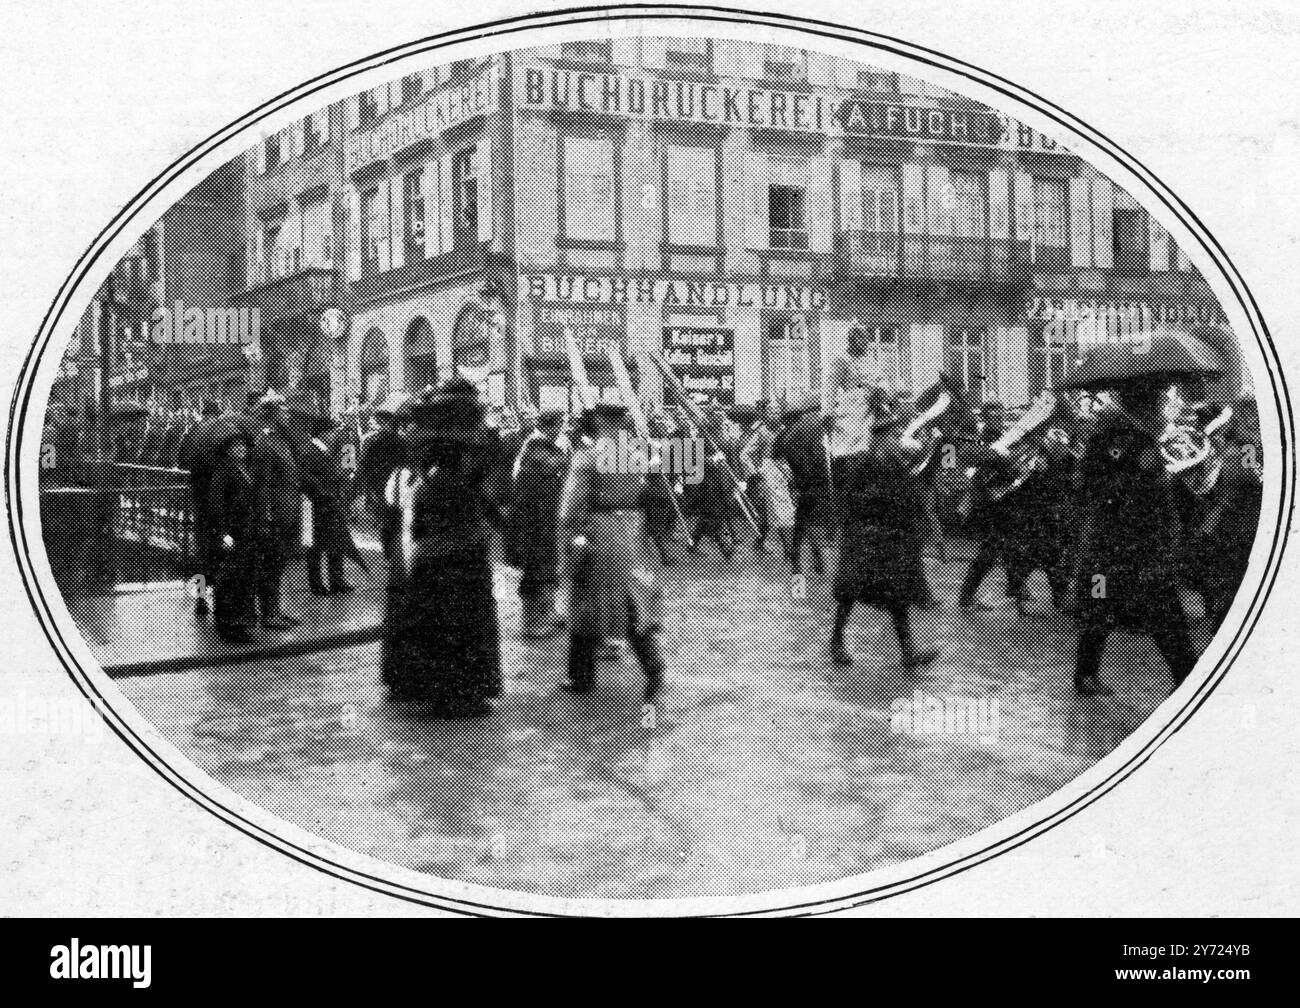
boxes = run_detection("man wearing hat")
[248,390,303,630]
[1173,397,1263,634]
[772,393,836,579]
[282,390,362,596]
[357,393,410,560]
[557,403,669,700]
[177,399,229,619]
[1063,327,1220,695]
[504,409,571,638]
[828,389,938,669]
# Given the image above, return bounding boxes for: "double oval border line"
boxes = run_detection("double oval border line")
[5,5,1294,918]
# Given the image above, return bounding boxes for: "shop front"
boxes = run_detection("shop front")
[515,271,825,412]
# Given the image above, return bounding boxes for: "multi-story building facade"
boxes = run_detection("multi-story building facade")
[52,159,247,454]
[237,38,1237,419]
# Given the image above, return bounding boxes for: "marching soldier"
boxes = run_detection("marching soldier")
[772,393,835,578]
[558,404,668,701]
[829,389,937,669]
[688,404,741,559]
[738,402,795,556]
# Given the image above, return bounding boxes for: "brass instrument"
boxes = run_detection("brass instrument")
[899,388,954,477]
[983,391,1061,501]
[1095,392,1233,476]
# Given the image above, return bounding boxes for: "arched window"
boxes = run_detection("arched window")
[404,317,438,392]
[358,327,390,403]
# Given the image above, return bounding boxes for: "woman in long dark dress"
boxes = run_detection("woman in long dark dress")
[381,381,502,716]
[829,392,937,669]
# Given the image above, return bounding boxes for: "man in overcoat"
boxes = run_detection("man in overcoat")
[505,409,571,638]
[558,404,668,700]
[250,391,303,630]
[1070,377,1198,695]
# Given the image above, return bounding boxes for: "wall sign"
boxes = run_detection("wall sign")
[345,66,499,173]
[521,273,824,311]
[837,100,1065,151]
[530,302,626,357]
[519,63,828,132]
[665,326,736,405]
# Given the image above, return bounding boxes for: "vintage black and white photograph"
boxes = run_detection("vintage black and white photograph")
[4,2,1293,922]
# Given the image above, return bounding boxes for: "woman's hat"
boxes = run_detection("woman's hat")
[408,378,486,431]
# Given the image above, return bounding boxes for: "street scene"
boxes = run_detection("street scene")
[116,547,1184,900]
[35,37,1261,902]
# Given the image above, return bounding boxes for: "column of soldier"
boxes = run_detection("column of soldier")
[184,324,1261,719]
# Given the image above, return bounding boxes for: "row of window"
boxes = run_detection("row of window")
[765,323,1094,405]
[259,61,489,175]
[547,39,943,94]
[353,60,484,129]
[358,145,484,271]
[257,140,1189,280]
[552,137,1187,270]
[261,111,331,173]
[259,43,957,175]
[259,197,333,281]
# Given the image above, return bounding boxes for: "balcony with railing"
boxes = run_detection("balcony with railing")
[834,231,1030,284]
[237,259,339,323]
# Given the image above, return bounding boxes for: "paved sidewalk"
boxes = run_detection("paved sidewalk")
[66,546,397,676]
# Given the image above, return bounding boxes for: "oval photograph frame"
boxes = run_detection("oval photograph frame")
[6,5,1293,917]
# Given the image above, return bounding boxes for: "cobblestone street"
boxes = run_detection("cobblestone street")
[117,546,1182,900]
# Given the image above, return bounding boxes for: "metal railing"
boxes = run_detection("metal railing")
[835,232,1028,282]
[40,463,196,590]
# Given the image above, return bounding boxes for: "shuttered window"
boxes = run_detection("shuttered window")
[301,198,333,269]
[1031,178,1068,248]
[562,135,617,241]
[665,144,718,245]
[360,187,386,269]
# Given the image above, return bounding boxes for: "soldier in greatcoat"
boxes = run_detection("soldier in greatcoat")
[557,404,668,700]
[828,391,937,669]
